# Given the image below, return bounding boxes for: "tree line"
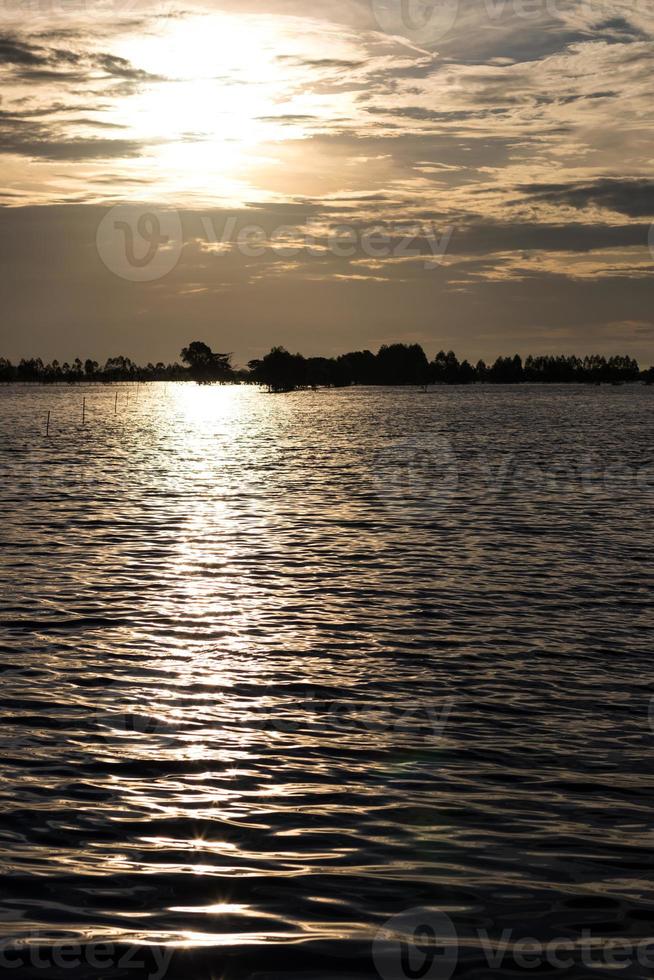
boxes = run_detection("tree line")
[0,355,188,384]
[1,341,652,389]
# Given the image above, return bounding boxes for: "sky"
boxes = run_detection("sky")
[0,0,653,367]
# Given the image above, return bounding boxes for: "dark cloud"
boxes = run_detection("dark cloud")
[69,117,124,129]
[256,114,317,122]
[451,220,651,254]
[50,47,82,65]
[0,129,144,161]
[366,105,509,121]
[420,20,594,65]
[0,33,47,65]
[25,138,144,161]
[90,175,154,184]
[0,32,162,85]
[95,53,165,81]
[519,180,654,218]
[545,91,617,105]
[592,17,648,42]
[302,58,365,68]
[0,101,99,119]
[277,55,365,69]
[0,32,85,77]
[15,68,89,82]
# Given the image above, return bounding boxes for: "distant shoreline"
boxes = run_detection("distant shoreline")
[2,341,652,389]
[1,379,651,389]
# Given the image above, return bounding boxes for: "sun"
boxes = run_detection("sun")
[93,11,360,205]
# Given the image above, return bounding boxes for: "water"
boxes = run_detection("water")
[1,382,653,979]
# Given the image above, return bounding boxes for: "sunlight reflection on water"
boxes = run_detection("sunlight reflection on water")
[1,382,653,977]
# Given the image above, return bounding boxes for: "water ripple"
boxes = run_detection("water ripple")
[1,383,653,978]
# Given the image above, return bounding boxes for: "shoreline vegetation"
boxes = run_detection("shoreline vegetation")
[2,341,652,391]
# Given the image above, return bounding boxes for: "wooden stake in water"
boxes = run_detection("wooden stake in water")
[115,391,118,415]
[82,397,86,425]
[46,411,50,437]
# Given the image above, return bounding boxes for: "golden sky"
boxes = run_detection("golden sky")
[1,0,653,364]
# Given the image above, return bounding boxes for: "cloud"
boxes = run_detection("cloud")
[0,34,48,65]
[366,105,510,122]
[0,31,163,84]
[0,203,652,364]
[518,180,654,218]
[0,2,653,361]
[256,114,317,122]
[0,123,145,160]
[95,53,166,81]
[592,17,648,42]
[278,55,366,69]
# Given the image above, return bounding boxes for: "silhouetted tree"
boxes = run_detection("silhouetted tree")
[17,358,44,381]
[607,355,639,383]
[181,341,233,383]
[488,354,524,383]
[0,342,650,387]
[458,359,475,384]
[337,350,377,385]
[430,350,462,384]
[377,343,429,385]
[249,347,307,392]
[305,357,349,388]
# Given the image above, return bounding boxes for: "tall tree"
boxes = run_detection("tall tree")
[180,341,233,383]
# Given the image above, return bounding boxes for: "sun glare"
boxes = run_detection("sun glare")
[97,12,360,204]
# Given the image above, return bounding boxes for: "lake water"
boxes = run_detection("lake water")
[1,382,653,979]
